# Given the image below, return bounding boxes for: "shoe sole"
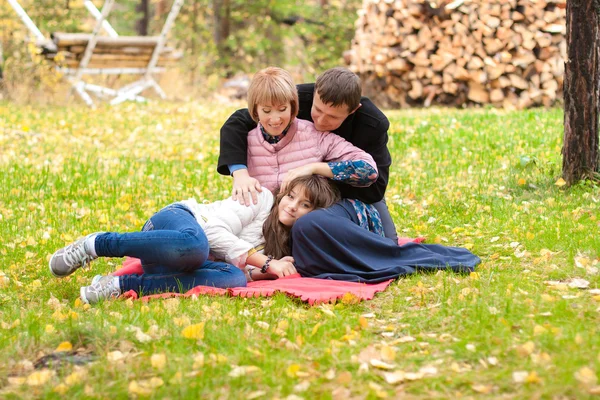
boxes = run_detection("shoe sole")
[48,254,68,278]
[80,286,91,304]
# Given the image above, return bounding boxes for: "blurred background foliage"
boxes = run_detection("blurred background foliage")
[0,0,361,100]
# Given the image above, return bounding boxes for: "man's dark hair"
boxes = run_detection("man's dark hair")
[314,67,361,112]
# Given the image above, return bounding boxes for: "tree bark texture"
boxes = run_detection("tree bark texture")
[212,0,231,49]
[562,0,600,183]
[136,0,150,36]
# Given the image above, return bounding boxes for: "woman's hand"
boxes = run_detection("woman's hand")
[281,164,317,191]
[267,256,297,278]
[232,169,262,206]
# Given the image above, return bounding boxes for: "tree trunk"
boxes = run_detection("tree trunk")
[213,0,231,49]
[190,0,200,85]
[136,0,150,36]
[212,0,231,72]
[562,0,600,184]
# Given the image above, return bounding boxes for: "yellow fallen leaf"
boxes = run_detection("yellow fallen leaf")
[277,319,289,332]
[247,391,267,399]
[228,365,261,377]
[54,383,69,395]
[27,369,54,386]
[533,325,547,336]
[341,292,360,304]
[555,178,566,187]
[368,382,387,398]
[128,381,151,396]
[541,294,555,302]
[64,371,84,386]
[8,377,26,386]
[151,353,167,370]
[512,371,529,383]
[173,316,190,327]
[287,364,301,378]
[192,353,205,369]
[516,341,535,357]
[311,322,322,336]
[575,367,598,386]
[358,316,369,329]
[380,344,396,362]
[526,232,535,240]
[370,359,396,370]
[55,341,73,353]
[337,371,353,384]
[181,322,205,340]
[383,371,405,384]
[45,325,55,334]
[255,321,270,330]
[588,386,600,395]
[107,351,125,363]
[318,305,336,317]
[525,371,542,384]
[471,384,493,394]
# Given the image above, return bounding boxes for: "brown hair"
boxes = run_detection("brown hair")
[263,176,340,259]
[247,67,299,123]
[314,67,361,112]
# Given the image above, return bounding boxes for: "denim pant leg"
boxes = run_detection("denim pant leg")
[94,204,209,274]
[119,260,247,295]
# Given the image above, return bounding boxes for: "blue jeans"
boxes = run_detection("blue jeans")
[94,204,247,294]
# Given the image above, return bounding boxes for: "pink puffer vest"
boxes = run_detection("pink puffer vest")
[247,118,376,191]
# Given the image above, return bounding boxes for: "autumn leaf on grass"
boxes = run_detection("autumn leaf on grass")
[370,359,396,370]
[181,322,205,340]
[515,341,536,357]
[128,377,164,396]
[228,365,261,377]
[151,353,167,370]
[513,370,541,384]
[107,351,126,363]
[318,304,336,317]
[27,369,55,386]
[575,367,598,386]
[471,384,494,394]
[54,341,73,353]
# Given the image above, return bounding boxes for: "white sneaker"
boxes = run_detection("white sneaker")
[49,233,101,277]
[80,276,121,304]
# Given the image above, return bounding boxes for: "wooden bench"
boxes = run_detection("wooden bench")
[8,0,184,107]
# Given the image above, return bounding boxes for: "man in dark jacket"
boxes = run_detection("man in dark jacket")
[217,67,396,241]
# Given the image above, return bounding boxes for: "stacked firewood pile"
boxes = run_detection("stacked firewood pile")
[346,0,566,109]
[40,33,182,68]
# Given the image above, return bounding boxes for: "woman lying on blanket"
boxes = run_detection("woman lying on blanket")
[49,175,340,304]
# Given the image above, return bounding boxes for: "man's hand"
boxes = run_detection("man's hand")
[267,256,297,278]
[232,169,262,206]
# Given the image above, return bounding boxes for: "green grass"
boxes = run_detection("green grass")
[0,101,599,398]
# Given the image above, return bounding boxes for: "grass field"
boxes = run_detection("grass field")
[0,101,599,399]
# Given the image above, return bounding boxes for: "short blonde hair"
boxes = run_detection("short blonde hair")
[247,67,299,123]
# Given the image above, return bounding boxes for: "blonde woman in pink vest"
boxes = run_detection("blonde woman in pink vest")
[227,66,380,210]
[220,67,398,243]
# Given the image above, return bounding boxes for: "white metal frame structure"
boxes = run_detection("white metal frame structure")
[7,0,184,107]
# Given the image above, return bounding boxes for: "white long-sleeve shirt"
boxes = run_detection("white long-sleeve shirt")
[177,189,273,268]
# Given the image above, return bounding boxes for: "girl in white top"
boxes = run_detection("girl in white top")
[48,176,339,304]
